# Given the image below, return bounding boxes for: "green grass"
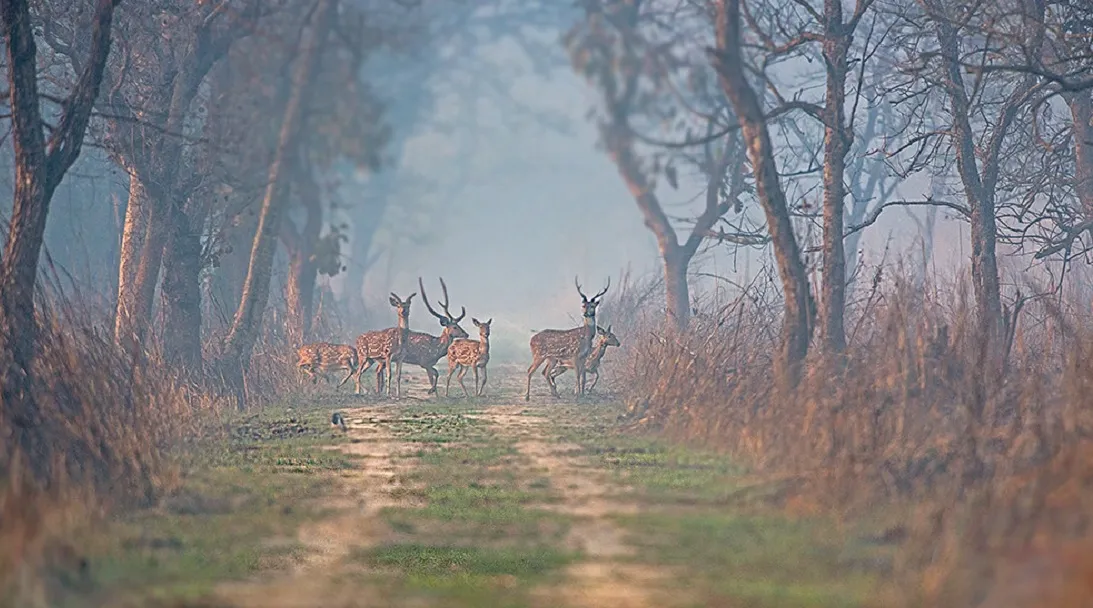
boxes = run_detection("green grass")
[539,401,894,607]
[45,397,352,607]
[364,403,577,607]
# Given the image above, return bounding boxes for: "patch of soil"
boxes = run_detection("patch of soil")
[475,406,686,608]
[211,406,421,607]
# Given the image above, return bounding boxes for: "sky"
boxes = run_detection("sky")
[341,35,963,338]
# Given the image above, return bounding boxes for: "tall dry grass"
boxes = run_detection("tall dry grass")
[612,267,1093,606]
[0,297,226,603]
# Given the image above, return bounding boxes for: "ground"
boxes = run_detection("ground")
[46,364,898,608]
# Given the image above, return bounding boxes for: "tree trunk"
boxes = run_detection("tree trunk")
[114,166,157,346]
[714,0,813,383]
[0,0,120,473]
[663,250,690,329]
[160,200,205,372]
[819,4,849,354]
[1069,92,1093,217]
[925,0,1005,343]
[283,159,324,345]
[219,0,335,405]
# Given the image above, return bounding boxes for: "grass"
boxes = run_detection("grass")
[42,397,353,607]
[358,402,578,607]
[542,401,894,607]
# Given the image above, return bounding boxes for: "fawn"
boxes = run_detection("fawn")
[296,342,359,386]
[525,276,609,400]
[546,324,620,394]
[445,317,492,398]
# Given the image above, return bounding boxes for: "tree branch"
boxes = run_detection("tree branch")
[846,198,970,237]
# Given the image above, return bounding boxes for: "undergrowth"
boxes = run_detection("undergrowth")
[610,269,1093,606]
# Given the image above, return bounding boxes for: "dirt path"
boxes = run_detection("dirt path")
[214,405,420,608]
[473,406,680,608]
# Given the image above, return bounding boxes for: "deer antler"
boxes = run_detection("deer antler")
[418,277,446,321]
[591,278,610,303]
[438,277,466,322]
[575,275,588,302]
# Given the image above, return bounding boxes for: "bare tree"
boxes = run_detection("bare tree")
[217,0,336,406]
[712,0,814,381]
[893,0,1047,346]
[0,0,121,467]
[567,0,756,330]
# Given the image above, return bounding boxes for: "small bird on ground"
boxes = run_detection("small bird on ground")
[331,411,348,432]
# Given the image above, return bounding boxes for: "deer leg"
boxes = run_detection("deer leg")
[388,357,397,399]
[480,365,488,396]
[457,365,469,398]
[337,364,357,388]
[525,355,545,401]
[354,359,373,395]
[376,360,388,396]
[425,366,439,395]
[544,361,562,398]
[587,370,599,392]
[445,361,457,397]
[396,358,404,400]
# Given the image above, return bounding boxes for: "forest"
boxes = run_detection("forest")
[2,0,1093,606]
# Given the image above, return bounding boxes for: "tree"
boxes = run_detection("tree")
[712,0,814,381]
[567,0,756,330]
[217,0,336,407]
[0,0,121,470]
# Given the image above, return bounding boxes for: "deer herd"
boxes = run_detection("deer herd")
[295,276,620,400]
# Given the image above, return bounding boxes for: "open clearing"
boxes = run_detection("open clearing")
[48,365,896,607]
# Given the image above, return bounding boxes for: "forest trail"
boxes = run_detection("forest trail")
[66,365,889,608]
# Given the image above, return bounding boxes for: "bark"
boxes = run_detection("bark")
[282,176,323,345]
[921,0,1039,346]
[0,0,121,471]
[603,125,735,331]
[714,0,814,383]
[819,0,850,353]
[111,4,253,350]
[1068,92,1093,217]
[160,198,205,372]
[114,166,157,346]
[663,251,689,327]
[219,0,335,405]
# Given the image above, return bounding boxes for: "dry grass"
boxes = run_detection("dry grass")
[0,298,229,605]
[612,268,1093,606]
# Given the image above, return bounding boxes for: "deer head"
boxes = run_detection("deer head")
[472,317,492,340]
[389,291,416,327]
[597,324,621,347]
[575,276,610,319]
[419,277,468,340]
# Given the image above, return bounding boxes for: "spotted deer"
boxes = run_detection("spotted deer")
[350,292,415,398]
[296,342,359,386]
[524,277,609,400]
[376,277,468,395]
[545,324,620,394]
[445,317,492,398]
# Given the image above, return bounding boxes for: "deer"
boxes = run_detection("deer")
[445,317,492,398]
[524,276,609,401]
[296,342,359,386]
[544,324,620,394]
[376,277,468,395]
[348,291,415,398]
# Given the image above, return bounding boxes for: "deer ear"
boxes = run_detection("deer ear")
[407,292,416,303]
[487,318,493,325]
[389,295,399,307]
[472,318,481,327]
